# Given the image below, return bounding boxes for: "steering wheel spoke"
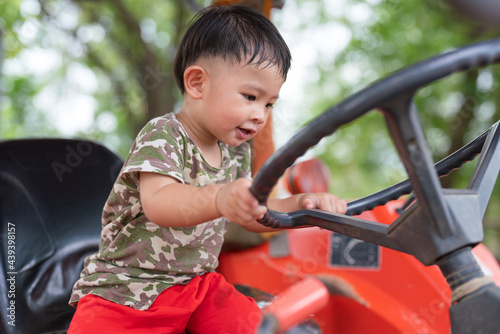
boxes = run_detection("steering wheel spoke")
[262,208,404,251]
[381,94,454,237]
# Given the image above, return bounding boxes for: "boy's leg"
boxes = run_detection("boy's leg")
[186,272,263,334]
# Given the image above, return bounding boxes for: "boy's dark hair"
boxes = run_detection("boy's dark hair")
[174,5,292,94]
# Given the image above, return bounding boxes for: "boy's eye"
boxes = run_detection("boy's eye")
[266,103,274,110]
[244,94,256,101]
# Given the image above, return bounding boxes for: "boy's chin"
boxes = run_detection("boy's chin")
[226,141,247,147]
[222,137,251,147]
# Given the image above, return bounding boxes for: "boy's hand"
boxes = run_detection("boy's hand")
[299,193,347,214]
[215,178,267,226]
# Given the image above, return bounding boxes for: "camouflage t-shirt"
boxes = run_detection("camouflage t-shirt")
[70,112,251,311]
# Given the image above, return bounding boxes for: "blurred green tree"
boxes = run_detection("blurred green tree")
[0,0,193,156]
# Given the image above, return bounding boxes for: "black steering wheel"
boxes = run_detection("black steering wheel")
[251,38,500,266]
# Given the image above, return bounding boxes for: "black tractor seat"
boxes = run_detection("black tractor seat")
[0,139,123,334]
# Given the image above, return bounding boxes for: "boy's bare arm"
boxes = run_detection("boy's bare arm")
[139,172,266,228]
[140,172,346,231]
[140,172,222,227]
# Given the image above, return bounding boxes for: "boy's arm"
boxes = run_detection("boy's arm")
[139,172,266,228]
[139,172,346,231]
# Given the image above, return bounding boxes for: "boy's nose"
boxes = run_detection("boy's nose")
[250,106,267,124]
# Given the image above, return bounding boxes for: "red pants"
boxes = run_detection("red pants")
[68,272,262,334]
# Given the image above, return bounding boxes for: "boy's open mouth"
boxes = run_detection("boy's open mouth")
[237,127,255,139]
[239,128,253,135]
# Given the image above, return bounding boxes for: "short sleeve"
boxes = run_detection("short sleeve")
[121,116,186,185]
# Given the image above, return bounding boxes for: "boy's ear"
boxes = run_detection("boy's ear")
[183,65,205,99]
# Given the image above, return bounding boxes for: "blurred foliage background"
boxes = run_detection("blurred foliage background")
[0,0,499,258]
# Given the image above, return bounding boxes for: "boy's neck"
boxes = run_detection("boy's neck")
[176,110,222,167]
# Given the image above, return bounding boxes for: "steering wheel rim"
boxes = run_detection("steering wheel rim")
[251,38,500,260]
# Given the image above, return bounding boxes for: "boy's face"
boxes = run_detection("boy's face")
[196,58,285,147]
